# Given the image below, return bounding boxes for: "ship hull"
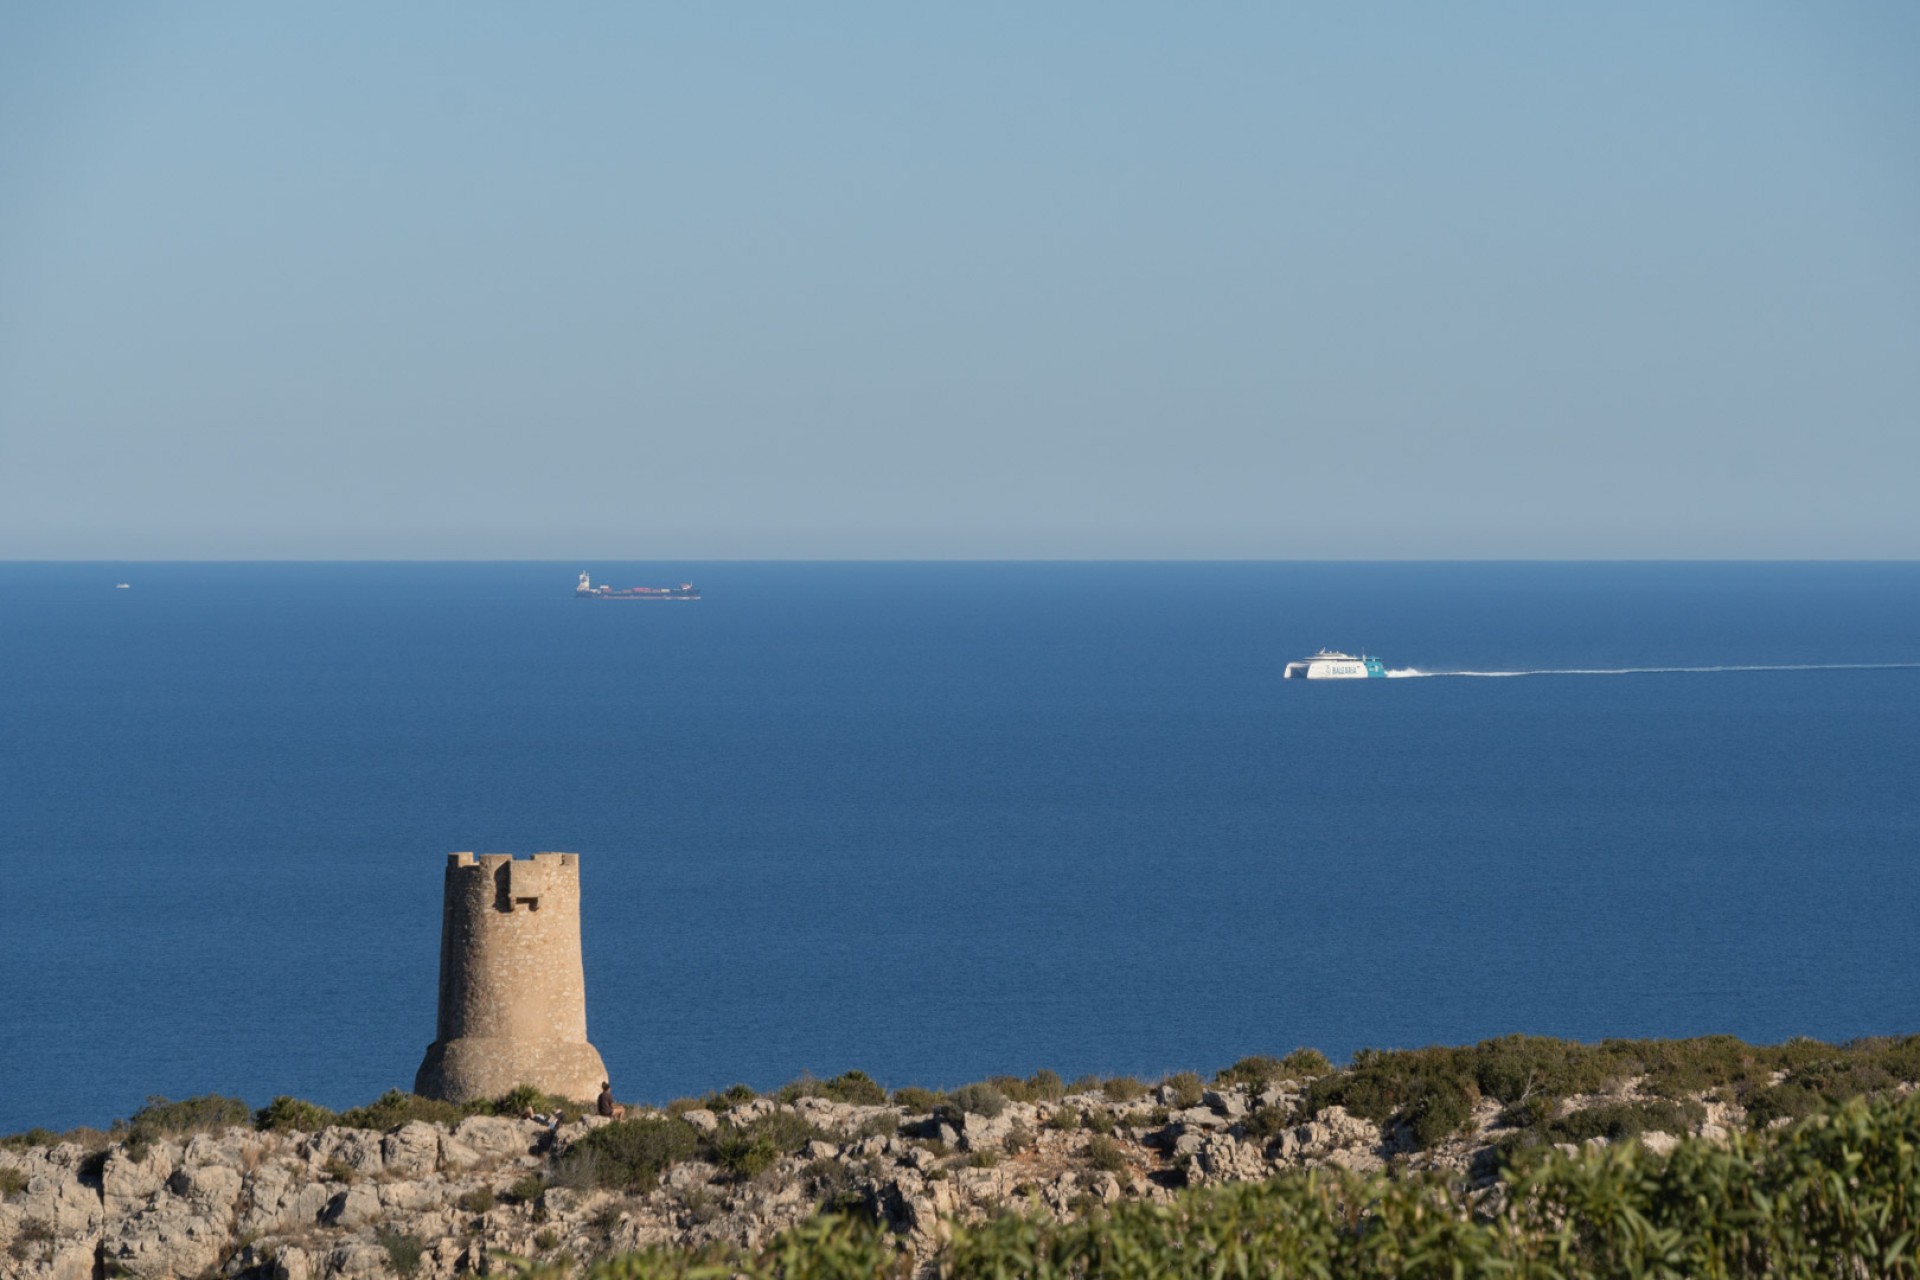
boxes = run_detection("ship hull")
[1284,654,1387,679]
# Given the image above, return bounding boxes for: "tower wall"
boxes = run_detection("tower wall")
[414,852,609,1103]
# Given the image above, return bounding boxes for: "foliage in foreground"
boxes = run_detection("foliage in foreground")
[509,1091,1920,1280]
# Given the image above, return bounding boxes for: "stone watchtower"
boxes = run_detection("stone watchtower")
[414,852,609,1103]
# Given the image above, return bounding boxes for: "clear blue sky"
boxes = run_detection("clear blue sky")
[2,3,1915,559]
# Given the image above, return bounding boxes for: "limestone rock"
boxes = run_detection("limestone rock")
[382,1121,442,1178]
[452,1115,538,1160]
[103,1142,178,1212]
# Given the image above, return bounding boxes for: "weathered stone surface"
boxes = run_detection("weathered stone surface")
[321,1183,382,1228]
[415,852,609,1104]
[679,1108,719,1134]
[382,1120,442,1177]
[1639,1130,1682,1156]
[103,1142,178,1211]
[452,1114,538,1159]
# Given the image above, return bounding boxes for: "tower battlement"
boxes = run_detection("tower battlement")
[414,851,608,1103]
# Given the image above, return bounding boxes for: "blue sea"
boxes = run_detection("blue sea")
[3,562,1918,1135]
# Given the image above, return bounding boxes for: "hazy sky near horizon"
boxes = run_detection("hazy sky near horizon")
[2,4,1916,559]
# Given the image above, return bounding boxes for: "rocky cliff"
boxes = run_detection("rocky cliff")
[0,1073,1743,1280]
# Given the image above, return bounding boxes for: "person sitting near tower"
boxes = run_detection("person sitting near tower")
[597,1081,626,1120]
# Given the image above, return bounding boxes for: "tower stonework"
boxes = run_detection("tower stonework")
[414,852,609,1103]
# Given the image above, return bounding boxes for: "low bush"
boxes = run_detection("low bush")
[507,1173,547,1204]
[122,1094,252,1142]
[1279,1047,1333,1078]
[375,1227,425,1277]
[487,1084,581,1122]
[457,1186,495,1214]
[1,1128,62,1150]
[1541,1098,1705,1146]
[1215,1056,1286,1089]
[1086,1134,1127,1173]
[254,1096,337,1133]
[947,1083,1007,1119]
[1100,1076,1148,1103]
[708,1110,827,1181]
[890,1086,940,1112]
[1159,1072,1205,1109]
[0,1167,28,1199]
[702,1083,758,1113]
[1044,1108,1080,1132]
[566,1116,701,1193]
[819,1070,886,1106]
[335,1090,464,1132]
[855,1112,898,1139]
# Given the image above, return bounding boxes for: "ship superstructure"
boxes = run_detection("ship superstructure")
[1284,649,1386,679]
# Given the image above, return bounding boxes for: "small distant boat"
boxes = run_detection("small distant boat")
[115,583,131,589]
[574,572,699,601]
[1284,649,1385,679]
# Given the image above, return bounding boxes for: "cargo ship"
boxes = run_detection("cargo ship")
[575,572,700,601]
[1284,649,1386,679]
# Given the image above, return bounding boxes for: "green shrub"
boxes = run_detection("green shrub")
[1101,1077,1148,1104]
[1279,1048,1333,1078]
[856,1112,898,1139]
[0,1168,28,1199]
[1045,1108,1081,1132]
[547,1147,603,1191]
[1215,1056,1285,1089]
[254,1096,338,1133]
[948,1083,1007,1119]
[122,1094,252,1142]
[1301,1046,1481,1149]
[986,1075,1032,1103]
[1467,1034,1618,1104]
[566,1116,702,1193]
[708,1111,826,1181]
[967,1149,999,1169]
[1160,1072,1205,1109]
[457,1186,495,1214]
[1024,1070,1067,1102]
[891,1086,940,1112]
[702,1084,758,1113]
[335,1090,464,1132]
[1544,1098,1705,1145]
[1084,1109,1115,1135]
[1242,1105,1294,1144]
[375,1227,425,1277]
[820,1071,887,1106]
[507,1172,547,1204]
[488,1085,581,1122]
[1,1128,62,1150]
[1086,1134,1127,1173]
[773,1075,824,1104]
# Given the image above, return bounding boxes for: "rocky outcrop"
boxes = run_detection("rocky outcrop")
[0,1081,1735,1280]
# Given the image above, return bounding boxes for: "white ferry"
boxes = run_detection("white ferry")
[1284,649,1387,679]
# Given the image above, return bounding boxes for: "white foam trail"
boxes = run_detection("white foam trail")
[1387,663,1920,679]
